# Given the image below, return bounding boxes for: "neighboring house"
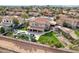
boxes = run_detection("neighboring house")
[28,17,51,32]
[42,8,53,17]
[65,19,79,29]
[28,7,40,17]
[62,10,68,14]
[58,26,79,40]
[15,12,22,16]
[28,12,40,17]
[0,16,13,30]
[6,11,15,16]
[57,14,79,28]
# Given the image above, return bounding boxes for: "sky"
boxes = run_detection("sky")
[0,0,79,6]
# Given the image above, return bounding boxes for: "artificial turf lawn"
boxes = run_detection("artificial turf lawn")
[38,31,64,48]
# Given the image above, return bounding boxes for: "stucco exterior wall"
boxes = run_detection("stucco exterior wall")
[0,35,77,53]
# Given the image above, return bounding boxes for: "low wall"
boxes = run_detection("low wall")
[0,35,77,53]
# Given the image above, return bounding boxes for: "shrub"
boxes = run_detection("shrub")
[0,27,5,34]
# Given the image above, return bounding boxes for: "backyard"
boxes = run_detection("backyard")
[75,30,79,37]
[38,31,64,48]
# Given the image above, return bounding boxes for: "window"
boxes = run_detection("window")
[6,20,8,22]
[35,23,39,26]
[32,22,35,26]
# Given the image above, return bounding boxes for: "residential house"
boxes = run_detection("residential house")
[6,11,15,16]
[28,17,51,32]
[28,12,40,17]
[64,19,79,29]
[42,8,53,17]
[0,16,13,31]
[57,14,79,28]
[15,12,22,16]
[58,26,79,40]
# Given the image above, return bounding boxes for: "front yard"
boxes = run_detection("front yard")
[38,31,64,48]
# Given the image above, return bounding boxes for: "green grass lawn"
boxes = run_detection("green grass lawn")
[75,30,79,37]
[38,31,64,48]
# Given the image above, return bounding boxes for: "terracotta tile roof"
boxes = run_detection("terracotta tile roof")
[31,17,49,24]
[59,14,79,23]
[30,26,45,31]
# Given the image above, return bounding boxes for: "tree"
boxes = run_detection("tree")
[4,31,13,36]
[24,21,29,28]
[0,16,2,23]
[66,8,70,13]
[56,16,60,19]
[18,34,29,40]
[15,33,29,41]
[30,34,36,42]
[13,17,19,26]
[54,15,60,21]
[0,27,5,34]
[21,13,29,19]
